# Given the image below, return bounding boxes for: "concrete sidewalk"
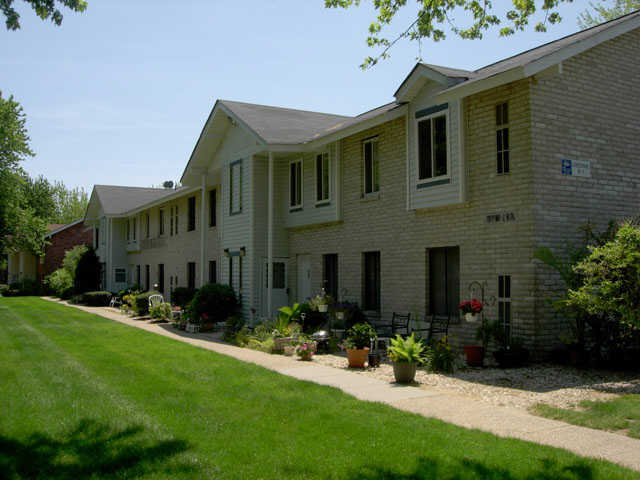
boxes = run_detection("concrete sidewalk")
[43,297,640,472]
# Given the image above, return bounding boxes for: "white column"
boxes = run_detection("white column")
[200,173,207,287]
[267,151,274,316]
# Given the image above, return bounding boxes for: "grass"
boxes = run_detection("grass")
[1,297,639,480]
[532,396,640,439]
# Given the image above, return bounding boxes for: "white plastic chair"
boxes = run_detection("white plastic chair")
[148,294,164,310]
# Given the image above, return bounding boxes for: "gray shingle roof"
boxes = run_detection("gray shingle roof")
[220,100,351,145]
[94,185,185,215]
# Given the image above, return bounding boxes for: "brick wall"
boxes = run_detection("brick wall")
[42,221,93,278]
[287,78,537,351]
[531,27,640,350]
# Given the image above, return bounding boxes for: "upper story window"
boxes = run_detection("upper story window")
[315,152,329,204]
[159,208,165,236]
[362,138,379,195]
[170,205,179,236]
[209,189,217,227]
[132,217,137,241]
[230,161,242,214]
[126,219,130,241]
[95,227,100,248]
[418,112,448,181]
[188,196,196,231]
[289,159,303,209]
[496,102,510,174]
[145,213,150,238]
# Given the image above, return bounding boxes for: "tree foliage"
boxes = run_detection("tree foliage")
[578,0,640,29]
[567,223,640,329]
[1,0,87,30]
[324,0,573,68]
[74,247,100,293]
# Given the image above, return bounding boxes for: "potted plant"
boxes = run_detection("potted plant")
[463,316,491,367]
[388,334,425,383]
[459,298,483,322]
[295,341,314,361]
[342,323,377,368]
[312,290,333,313]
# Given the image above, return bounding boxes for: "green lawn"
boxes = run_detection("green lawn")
[1,297,638,480]
[533,396,640,439]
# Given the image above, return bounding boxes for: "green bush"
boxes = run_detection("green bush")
[0,284,8,296]
[422,337,456,373]
[74,248,100,293]
[344,323,377,350]
[150,303,172,321]
[82,291,113,307]
[171,287,196,308]
[45,268,73,297]
[8,278,40,296]
[134,291,162,316]
[60,287,75,300]
[190,283,238,323]
[223,315,245,341]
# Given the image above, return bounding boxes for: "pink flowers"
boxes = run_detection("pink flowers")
[202,313,209,321]
[459,298,483,314]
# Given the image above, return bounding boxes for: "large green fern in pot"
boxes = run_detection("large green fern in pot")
[388,334,424,363]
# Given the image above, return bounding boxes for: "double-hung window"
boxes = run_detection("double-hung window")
[126,220,130,242]
[362,138,379,195]
[132,218,137,241]
[145,213,150,238]
[209,189,216,227]
[229,161,242,214]
[170,206,179,236]
[496,102,510,174]
[289,159,303,209]
[159,209,165,236]
[418,112,448,181]
[315,152,329,204]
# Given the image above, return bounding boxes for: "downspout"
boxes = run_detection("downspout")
[267,151,274,316]
[200,173,207,287]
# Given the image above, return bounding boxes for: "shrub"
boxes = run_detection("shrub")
[150,303,172,321]
[74,248,101,293]
[223,315,245,341]
[8,278,40,296]
[423,337,456,373]
[0,284,8,296]
[190,283,238,323]
[45,268,73,297]
[134,291,162,316]
[82,291,113,306]
[62,245,88,279]
[60,287,75,300]
[171,287,196,308]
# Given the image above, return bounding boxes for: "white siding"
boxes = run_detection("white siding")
[408,82,462,210]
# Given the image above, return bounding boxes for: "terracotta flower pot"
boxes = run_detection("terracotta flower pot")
[463,345,485,367]
[393,361,417,383]
[347,347,370,368]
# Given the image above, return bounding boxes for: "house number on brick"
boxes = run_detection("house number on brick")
[486,212,516,224]
[561,158,591,177]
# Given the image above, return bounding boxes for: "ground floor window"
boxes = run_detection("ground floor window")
[187,262,196,290]
[323,254,338,300]
[209,260,217,284]
[145,265,150,291]
[362,251,380,311]
[136,265,141,286]
[115,267,126,284]
[428,246,460,318]
[158,264,164,293]
[498,275,512,337]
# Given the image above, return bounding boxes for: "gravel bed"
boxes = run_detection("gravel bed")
[312,353,640,410]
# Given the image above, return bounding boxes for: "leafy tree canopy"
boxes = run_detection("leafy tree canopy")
[578,0,640,29]
[1,0,87,30]
[325,0,575,69]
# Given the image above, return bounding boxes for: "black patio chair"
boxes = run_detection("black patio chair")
[413,315,450,344]
[371,312,412,337]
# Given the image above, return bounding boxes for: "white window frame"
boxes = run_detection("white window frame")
[415,109,450,186]
[289,158,303,210]
[314,152,331,205]
[114,267,126,284]
[496,102,510,175]
[498,274,512,337]
[362,138,379,197]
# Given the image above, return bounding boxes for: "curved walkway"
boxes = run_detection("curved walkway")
[42,297,640,472]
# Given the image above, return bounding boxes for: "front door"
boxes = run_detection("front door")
[262,258,288,317]
[297,254,312,303]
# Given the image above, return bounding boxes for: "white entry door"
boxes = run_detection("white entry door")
[263,258,288,317]
[297,254,312,303]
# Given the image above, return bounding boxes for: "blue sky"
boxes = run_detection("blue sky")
[1,0,590,192]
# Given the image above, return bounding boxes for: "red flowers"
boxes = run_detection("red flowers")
[459,298,483,314]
